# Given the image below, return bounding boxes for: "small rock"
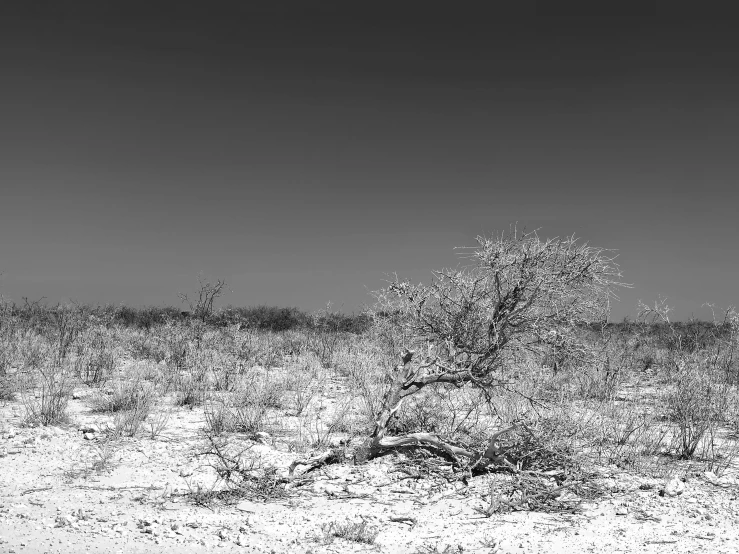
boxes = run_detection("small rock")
[236,500,260,513]
[312,481,344,495]
[615,506,629,516]
[346,485,375,496]
[661,477,685,497]
[83,432,95,441]
[55,515,73,528]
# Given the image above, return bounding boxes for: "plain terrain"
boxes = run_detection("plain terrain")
[1,304,739,553]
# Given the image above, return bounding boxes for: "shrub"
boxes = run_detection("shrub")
[203,377,283,436]
[357,230,626,463]
[21,365,74,426]
[664,365,730,458]
[89,374,156,437]
[90,377,156,414]
[0,375,15,401]
[114,306,181,329]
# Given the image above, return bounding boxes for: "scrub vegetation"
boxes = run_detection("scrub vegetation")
[1,230,738,518]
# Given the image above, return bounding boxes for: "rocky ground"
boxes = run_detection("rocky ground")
[2,393,739,554]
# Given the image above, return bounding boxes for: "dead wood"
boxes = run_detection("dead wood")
[389,515,417,526]
[288,449,345,478]
[354,349,519,468]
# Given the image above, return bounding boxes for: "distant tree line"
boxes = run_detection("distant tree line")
[1,301,372,334]
[583,319,734,352]
[0,298,729,343]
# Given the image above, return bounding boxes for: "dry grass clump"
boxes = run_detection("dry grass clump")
[89,375,156,414]
[87,371,158,437]
[318,519,380,545]
[203,374,285,436]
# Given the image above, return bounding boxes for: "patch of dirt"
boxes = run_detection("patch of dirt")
[2,394,739,554]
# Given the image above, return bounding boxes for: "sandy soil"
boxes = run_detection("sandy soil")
[2,393,739,554]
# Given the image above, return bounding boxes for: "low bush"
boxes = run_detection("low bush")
[21,365,74,426]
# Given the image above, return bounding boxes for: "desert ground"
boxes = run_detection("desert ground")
[1,252,739,554]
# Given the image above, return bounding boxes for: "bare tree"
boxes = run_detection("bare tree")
[179,276,227,322]
[354,230,626,465]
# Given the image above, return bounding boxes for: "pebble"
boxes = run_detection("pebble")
[662,477,685,497]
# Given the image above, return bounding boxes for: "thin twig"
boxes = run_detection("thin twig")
[20,486,53,496]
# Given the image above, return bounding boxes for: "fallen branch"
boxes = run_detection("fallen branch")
[389,515,417,527]
[288,449,344,478]
[20,486,54,496]
[357,426,519,470]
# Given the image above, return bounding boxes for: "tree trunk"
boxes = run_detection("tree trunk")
[353,349,518,468]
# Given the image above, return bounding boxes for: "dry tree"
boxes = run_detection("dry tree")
[354,229,626,467]
[179,276,227,322]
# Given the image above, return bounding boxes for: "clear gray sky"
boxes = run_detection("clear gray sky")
[0,4,737,320]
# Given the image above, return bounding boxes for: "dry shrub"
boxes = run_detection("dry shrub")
[298,399,354,449]
[203,376,284,435]
[193,434,288,505]
[109,404,152,437]
[664,364,731,458]
[90,436,124,473]
[174,375,208,408]
[89,375,156,414]
[470,419,601,514]
[281,352,323,416]
[146,408,172,439]
[73,328,117,386]
[0,375,14,401]
[334,336,392,427]
[89,372,157,437]
[21,364,74,426]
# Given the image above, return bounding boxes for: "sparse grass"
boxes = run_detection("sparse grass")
[318,519,379,545]
[173,376,208,408]
[415,543,465,554]
[146,408,172,439]
[0,375,15,401]
[89,436,123,473]
[202,375,284,436]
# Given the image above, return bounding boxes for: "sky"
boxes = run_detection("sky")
[0,4,737,321]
